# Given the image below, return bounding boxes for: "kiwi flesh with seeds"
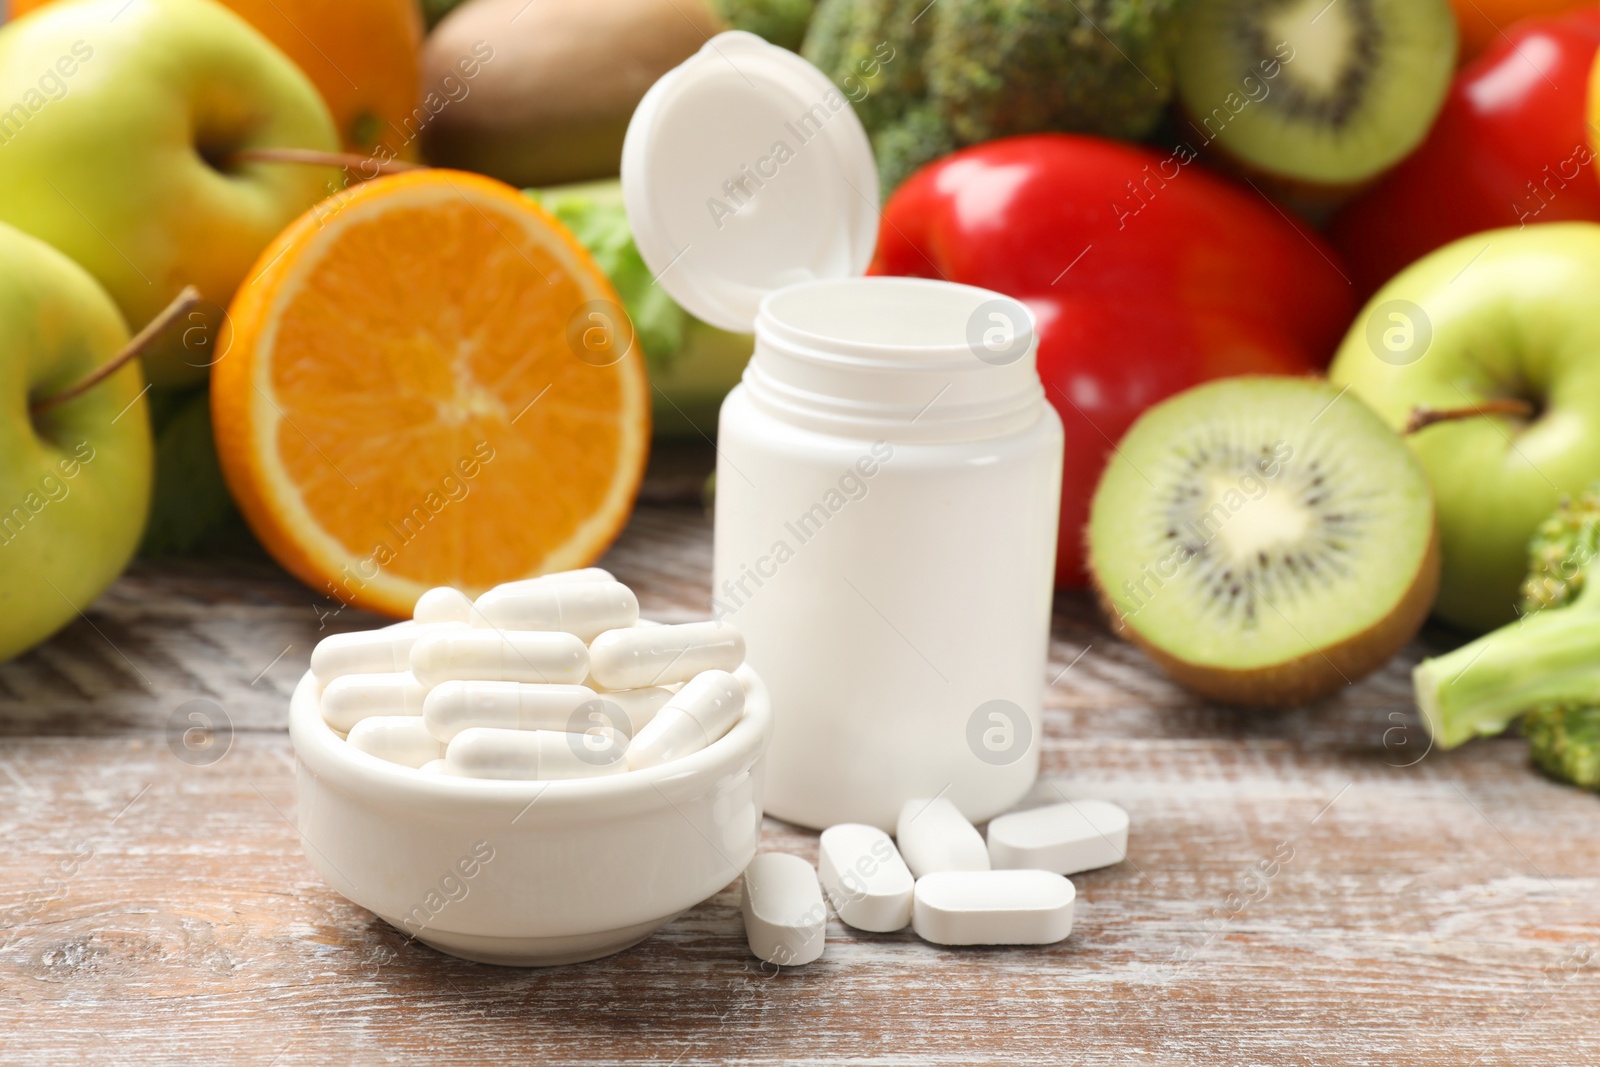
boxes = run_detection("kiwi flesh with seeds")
[1174,0,1457,187]
[1086,377,1439,708]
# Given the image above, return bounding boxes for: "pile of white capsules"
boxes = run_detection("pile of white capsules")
[309,568,747,779]
[741,796,1130,957]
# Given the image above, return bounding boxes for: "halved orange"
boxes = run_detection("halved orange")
[212,169,649,617]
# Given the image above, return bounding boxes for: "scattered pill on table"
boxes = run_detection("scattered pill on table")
[422,681,600,741]
[445,726,628,780]
[319,671,427,732]
[912,870,1075,946]
[345,715,444,769]
[741,852,827,967]
[409,629,589,687]
[588,621,745,690]
[986,799,1130,875]
[412,586,474,625]
[817,823,914,933]
[313,567,1130,963]
[627,670,745,768]
[896,797,990,878]
[472,579,639,640]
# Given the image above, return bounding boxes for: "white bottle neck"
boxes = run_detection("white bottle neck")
[744,276,1047,444]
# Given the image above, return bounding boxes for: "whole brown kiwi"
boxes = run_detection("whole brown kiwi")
[421,0,725,187]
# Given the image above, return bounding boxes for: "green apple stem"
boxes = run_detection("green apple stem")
[1404,398,1536,434]
[227,147,424,178]
[29,285,202,417]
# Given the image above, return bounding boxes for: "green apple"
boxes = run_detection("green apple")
[0,222,152,662]
[141,385,245,556]
[1328,222,1600,633]
[0,0,338,387]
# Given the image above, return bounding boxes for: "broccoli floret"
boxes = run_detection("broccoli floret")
[710,0,817,50]
[1414,486,1600,790]
[1524,704,1600,790]
[1520,491,1599,612]
[803,0,935,130]
[871,102,959,198]
[802,0,1187,196]
[928,0,1182,144]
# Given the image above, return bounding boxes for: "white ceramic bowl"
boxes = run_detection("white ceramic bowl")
[289,661,772,966]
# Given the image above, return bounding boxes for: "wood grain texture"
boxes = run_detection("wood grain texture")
[2,500,1598,1066]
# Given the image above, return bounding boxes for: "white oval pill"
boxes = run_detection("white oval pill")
[310,622,464,685]
[588,621,745,690]
[409,629,589,687]
[419,759,451,776]
[346,716,443,769]
[445,726,628,780]
[626,670,745,769]
[320,671,428,732]
[896,797,990,878]
[912,870,1075,946]
[472,580,638,640]
[986,800,1130,875]
[423,681,598,741]
[412,586,474,624]
[816,824,914,933]
[742,852,826,967]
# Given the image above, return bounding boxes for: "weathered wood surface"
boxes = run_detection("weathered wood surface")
[2,480,1598,1064]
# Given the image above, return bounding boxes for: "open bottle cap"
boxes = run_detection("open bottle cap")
[620,31,879,335]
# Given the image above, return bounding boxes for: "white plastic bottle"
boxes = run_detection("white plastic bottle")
[622,32,1063,831]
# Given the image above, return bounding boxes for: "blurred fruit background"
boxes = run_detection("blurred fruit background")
[11,0,424,158]
[4,0,1600,784]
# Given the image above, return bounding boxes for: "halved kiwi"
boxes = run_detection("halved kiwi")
[1087,377,1439,708]
[1175,0,1457,186]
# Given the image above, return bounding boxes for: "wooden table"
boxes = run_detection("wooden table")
[3,452,1598,1065]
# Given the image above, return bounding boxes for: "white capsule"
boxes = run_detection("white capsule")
[423,681,599,741]
[591,685,677,736]
[319,671,428,732]
[626,670,744,768]
[589,621,744,690]
[346,716,444,769]
[472,579,638,640]
[412,586,475,624]
[986,800,1130,875]
[445,726,628,780]
[310,622,465,685]
[895,797,990,878]
[912,870,1075,946]
[419,759,451,776]
[816,823,914,933]
[409,628,588,687]
[534,567,615,584]
[742,852,827,967]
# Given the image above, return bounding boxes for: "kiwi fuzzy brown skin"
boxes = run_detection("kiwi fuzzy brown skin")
[1088,525,1441,709]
